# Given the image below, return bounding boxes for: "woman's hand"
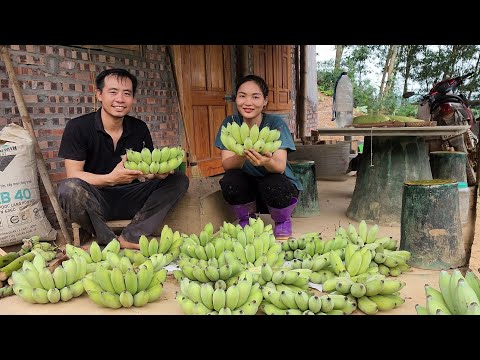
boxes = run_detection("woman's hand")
[244,149,273,167]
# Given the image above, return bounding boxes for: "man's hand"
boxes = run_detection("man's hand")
[110,156,144,185]
[137,170,175,182]
[244,149,273,167]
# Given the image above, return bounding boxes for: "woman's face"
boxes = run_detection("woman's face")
[235,80,268,122]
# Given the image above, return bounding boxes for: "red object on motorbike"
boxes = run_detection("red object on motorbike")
[435,102,475,127]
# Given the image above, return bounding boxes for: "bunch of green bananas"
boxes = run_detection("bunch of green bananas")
[138,224,184,260]
[65,239,120,266]
[83,258,167,309]
[12,253,86,304]
[220,122,282,156]
[179,218,285,273]
[320,273,406,314]
[250,263,311,291]
[124,146,185,174]
[177,250,244,283]
[260,286,356,315]
[416,269,480,315]
[176,271,263,315]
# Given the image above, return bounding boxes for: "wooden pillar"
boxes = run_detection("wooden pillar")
[238,46,250,77]
[296,45,307,141]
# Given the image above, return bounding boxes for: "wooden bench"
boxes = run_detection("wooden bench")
[72,220,131,246]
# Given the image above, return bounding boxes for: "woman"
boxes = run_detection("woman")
[214,74,302,239]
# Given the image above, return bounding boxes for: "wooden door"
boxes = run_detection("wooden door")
[253,45,291,112]
[175,45,233,177]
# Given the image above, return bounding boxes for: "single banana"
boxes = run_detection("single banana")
[47,287,61,303]
[119,290,134,307]
[146,284,163,303]
[89,241,103,263]
[357,295,378,315]
[69,279,85,298]
[60,286,74,302]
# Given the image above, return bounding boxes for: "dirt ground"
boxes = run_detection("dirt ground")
[0,176,444,315]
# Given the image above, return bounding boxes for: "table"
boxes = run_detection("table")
[317,125,469,226]
[316,125,469,137]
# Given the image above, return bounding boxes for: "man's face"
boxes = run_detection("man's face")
[96,75,134,119]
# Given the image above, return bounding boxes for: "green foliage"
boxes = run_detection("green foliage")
[317,45,480,117]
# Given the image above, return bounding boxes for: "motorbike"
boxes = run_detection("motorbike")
[403,72,478,185]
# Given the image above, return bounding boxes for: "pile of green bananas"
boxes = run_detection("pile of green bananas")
[285,222,410,279]
[177,219,285,283]
[416,269,480,315]
[137,224,184,262]
[124,146,185,174]
[261,286,356,315]
[321,273,406,314]
[220,122,282,155]
[12,253,86,304]
[83,258,166,309]
[176,271,262,315]
[253,263,310,291]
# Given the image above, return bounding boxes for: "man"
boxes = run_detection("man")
[57,68,189,249]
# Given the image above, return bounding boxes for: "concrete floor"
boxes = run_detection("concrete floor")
[0,174,463,315]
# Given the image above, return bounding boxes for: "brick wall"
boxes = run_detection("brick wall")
[0,45,182,229]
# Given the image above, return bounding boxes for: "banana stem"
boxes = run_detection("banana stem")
[0,252,19,268]
[0,252,35,281]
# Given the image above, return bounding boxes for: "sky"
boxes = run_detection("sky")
[316,45,385,90]
[316,45,336,62]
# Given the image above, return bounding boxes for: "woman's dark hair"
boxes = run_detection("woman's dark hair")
[96,68,138,96]
[235,74,269,98]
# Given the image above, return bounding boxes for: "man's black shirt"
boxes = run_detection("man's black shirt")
[58,109,153,175]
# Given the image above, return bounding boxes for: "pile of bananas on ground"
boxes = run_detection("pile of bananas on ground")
[1,237,58,298]
[124,146,185,174]
[261,285,356,315]
[220,121,282,155]
[71,225,182,274]
[416,269,480,315]
[83,257,166,309]
[12,252,85,304]
[284,221,411,283]
[176,270,263,315]
[276,220,411,314]
[174,219,288,315]
[176,219,284,284]
[136,225,184,266]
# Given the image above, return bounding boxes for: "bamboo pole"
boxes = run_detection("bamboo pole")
[0,46,72,244]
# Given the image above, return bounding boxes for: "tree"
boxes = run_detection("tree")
[334,45,345,71]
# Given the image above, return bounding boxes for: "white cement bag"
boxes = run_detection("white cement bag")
[0,123,57,246]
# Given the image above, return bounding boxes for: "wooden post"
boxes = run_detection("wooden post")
[0,46,72,244]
